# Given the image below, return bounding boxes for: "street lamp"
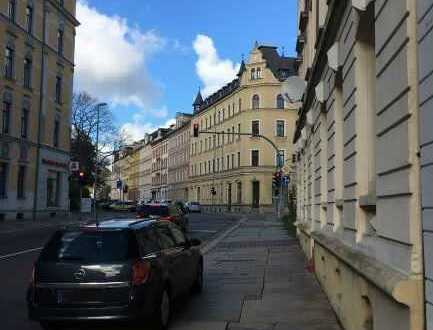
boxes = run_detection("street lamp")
[93,102,107,226]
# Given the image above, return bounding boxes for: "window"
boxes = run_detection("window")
[237,182,242,203]
[276,150,285,167]
[4,46,14,80]
[232,126,235,142]
[26,5,33,33]
[231,154,234,169]
[238,123,241,139]
[252,120,260,136]
[237,152,241,167]
[208,160,211,173]
[239,98,242,112]
[257,67,262,79]
[57,28,64,56]
[8,0,16,22]
[17,166,26,199]
[277,94,284,109]
[47,171,60,207]
[2,99,11,135]
[24,57,32,88]
[55,76,62,104]
[53,118,60,147]
[276,120,285,137]
[227,129,230,143]
[0,163,7,198]
[21,108,29,138]
[213,159,215,172]
[227,155,230,169]
[251,150,259,167]
[217,158,220,172]
[228,104,231,117]
[252,94,260,109]
[251,68,256,80]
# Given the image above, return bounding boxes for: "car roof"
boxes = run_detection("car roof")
[78,218,157,231]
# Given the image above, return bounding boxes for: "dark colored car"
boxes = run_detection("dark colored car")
[27,219,203,330]
[136,204,189,232]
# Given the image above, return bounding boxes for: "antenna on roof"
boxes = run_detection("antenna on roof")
[282,46,285,57]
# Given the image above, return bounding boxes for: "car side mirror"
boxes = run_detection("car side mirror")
[189,238,201,247]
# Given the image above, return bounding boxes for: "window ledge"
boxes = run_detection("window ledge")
[359,193,376,212]
[335,199,344,209]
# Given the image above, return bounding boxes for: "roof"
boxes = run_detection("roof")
[79,219,156,230]
[257,46,298,80]
[193,90,204,106]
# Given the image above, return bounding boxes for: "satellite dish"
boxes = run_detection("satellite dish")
[281,76,306,103]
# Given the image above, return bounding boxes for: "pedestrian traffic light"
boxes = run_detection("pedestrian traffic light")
[193,123,199,137]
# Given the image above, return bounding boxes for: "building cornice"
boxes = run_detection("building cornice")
[293,0,347,143]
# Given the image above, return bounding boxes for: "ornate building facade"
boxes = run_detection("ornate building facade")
[188,43,298,214]
[0,0,78,220]
[293,1,424,329]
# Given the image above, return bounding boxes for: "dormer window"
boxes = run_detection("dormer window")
[251,68,256,80]
[256,67,262,79]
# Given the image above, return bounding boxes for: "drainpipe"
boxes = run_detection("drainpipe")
[32,1,47,221]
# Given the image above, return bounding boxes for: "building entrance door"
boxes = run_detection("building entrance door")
[252,181,260,209]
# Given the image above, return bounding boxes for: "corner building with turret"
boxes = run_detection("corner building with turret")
[188,44,298,214]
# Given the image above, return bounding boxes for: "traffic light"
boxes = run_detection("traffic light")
[272,171,281,187]
[78,171,85,185]
[193,123,199,137]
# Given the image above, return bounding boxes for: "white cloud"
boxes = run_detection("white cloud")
[75,1,165,110]
[193,35,240,97]
[120,111,176,143]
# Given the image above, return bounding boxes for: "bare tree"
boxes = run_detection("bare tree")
[72,92,118,151]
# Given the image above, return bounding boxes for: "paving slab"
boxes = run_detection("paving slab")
[171,321,228,330]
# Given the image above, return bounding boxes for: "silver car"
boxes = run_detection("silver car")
[186,202,201,213]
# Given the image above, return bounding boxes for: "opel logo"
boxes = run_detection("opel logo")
[73,269,86,281]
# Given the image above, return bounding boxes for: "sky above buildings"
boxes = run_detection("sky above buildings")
[74,0,298,141]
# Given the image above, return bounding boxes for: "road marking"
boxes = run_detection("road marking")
[189,229,218,233]
[0,247,43,261]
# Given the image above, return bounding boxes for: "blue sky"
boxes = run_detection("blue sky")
[74,0,298,141]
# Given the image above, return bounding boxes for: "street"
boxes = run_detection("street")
[0,212,237,330]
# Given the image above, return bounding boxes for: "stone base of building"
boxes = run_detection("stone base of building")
[200,204,278,215]
[297,226,423,330]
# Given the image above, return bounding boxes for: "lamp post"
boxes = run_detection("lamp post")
[93,102,107,226]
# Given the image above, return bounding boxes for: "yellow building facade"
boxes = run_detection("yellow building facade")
[189,44,298,214]
[0,0,78,220]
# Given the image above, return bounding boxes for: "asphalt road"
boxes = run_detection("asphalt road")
[0,212,238,330]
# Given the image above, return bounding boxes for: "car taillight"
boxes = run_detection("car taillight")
[131,260,151,286]
[160,216,175,222]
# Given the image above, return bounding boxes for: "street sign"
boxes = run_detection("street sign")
[69,161,79,172]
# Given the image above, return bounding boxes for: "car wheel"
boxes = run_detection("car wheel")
[191,261,203,294]
[153,288,171,330]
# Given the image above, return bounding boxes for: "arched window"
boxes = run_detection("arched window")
[251,68,256,80]
[252,94,260,110]
[277,94,284,109]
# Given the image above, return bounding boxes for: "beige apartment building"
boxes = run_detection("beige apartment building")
[138,135,153,203]
[167,112,191,202]
[151,128,170,201]
[293,0,426,329]
[188,44,298,213]
[0,0,78,220]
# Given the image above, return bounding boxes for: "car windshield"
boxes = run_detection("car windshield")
[139,205,169,216]
[39,230,137,263]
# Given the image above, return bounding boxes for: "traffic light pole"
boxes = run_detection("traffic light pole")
[196,130,284,218]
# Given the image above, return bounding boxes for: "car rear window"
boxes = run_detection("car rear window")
[40,230,138,263]
[139,205,169,216]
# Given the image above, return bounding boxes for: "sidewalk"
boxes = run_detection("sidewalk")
[0,211,133,234]
[172,214,341,330]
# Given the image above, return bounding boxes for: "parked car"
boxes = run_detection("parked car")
[27,219,203,330]
[185,202,201,213]
[110,201,136,212]
[136,204,189,232]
